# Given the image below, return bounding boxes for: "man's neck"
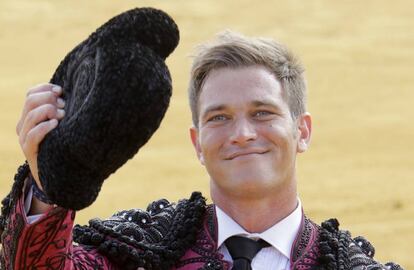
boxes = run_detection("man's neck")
[211,182,298,233]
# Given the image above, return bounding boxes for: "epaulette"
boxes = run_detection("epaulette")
[317,218,404,270]
[73,192,206,270]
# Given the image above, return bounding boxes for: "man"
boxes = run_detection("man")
[0,31,402,270]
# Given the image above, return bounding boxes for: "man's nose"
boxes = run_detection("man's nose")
[229,118,257,145]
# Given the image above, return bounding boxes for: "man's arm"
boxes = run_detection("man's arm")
[15,83,64,214]
[1,175,116,269]
[0,84,116,269]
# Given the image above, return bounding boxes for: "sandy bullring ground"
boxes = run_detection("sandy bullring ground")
[0,0,413,268]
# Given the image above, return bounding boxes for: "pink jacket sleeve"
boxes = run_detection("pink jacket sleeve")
[0,194,117,270]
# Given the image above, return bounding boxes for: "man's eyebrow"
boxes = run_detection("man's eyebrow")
[201,104,226,118]
[252,100,279,108]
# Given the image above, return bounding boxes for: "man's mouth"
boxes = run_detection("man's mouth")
[225,150,268,160]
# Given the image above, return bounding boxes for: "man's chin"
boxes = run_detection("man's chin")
[226,174,278,192]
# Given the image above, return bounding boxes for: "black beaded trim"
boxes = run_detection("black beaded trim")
[73,192,207,270]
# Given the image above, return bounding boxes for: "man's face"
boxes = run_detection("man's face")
[190,65,311,199]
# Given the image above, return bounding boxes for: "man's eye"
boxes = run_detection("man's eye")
[254,111,272,117]
[208,115,228,122]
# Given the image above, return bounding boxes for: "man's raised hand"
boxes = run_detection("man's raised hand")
[16,83,65,190]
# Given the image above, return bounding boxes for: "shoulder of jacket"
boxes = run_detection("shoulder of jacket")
[73,192,207,270]
[317,218,404,270]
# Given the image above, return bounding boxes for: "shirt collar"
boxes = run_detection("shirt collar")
[215,199,302,258]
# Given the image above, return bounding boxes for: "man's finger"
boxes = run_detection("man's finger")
[26,83,62,97]
[17,84,63,135]
[17,92,65,134]
[19,104,64,144]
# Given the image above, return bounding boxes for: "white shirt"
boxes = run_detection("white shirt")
[216,199,302,270]
[24,186,44,224]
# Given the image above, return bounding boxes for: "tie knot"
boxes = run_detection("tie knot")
[225,236,270,264]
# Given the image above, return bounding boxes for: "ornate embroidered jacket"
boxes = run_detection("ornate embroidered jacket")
[0,191,403,270]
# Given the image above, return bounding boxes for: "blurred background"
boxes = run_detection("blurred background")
[0,0,412,268]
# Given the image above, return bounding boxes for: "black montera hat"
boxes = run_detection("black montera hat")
[36,7,179,210]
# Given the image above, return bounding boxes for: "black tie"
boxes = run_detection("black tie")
[225,236,270,270]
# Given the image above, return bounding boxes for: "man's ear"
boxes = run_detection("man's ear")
[296,112,312,153]
[190,126,205,165]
